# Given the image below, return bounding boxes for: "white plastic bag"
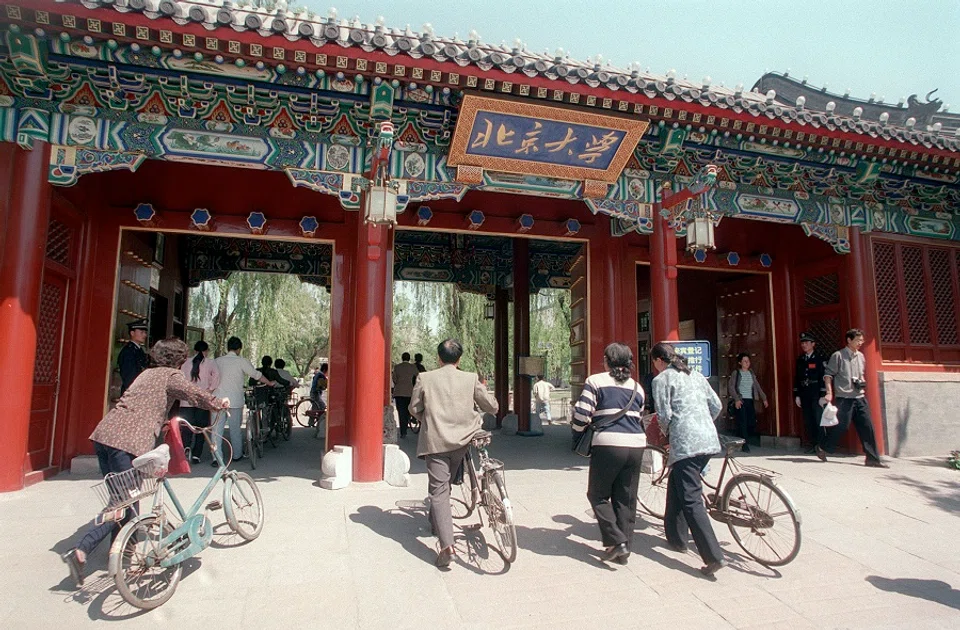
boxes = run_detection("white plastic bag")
[820,403,839,428]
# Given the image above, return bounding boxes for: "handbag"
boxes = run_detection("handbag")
[572,382,640,457]
[162,418,192,475]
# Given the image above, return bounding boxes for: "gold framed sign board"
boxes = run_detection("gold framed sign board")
[448,95,649,184]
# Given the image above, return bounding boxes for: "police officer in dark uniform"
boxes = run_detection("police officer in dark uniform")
[793,331,826,453]
[117,319,149,396]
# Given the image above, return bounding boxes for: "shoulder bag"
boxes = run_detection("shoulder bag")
[572,382,640,457]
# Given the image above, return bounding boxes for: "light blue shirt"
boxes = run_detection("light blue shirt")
[653,368,722,465]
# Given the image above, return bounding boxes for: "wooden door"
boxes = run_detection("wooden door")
[716,274,776,436]
[568,245,588,413]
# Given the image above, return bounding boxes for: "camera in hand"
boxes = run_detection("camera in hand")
[852,378,866,393]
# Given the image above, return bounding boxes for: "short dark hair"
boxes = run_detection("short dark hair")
[227,336,243,351]
[846,328,864,341]
[261,355,273,368]
[274,359,285,369]
[604,342,634,383]
[414,353,423,362]
[150,337,189,368]
[736,352,750,364]
[437,338,463,365]
[401,352,411,362]
[320,362,328,372]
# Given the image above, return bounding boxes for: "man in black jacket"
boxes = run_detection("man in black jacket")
[117,319,149,396]
[794,332,826,453]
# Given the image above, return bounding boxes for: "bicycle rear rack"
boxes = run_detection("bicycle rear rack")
[735,463,781,480]
[92,468,160,512]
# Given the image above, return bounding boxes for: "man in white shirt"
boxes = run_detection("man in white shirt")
[392,352,420,438]
[274,359,299,387]
[214,336,275,464]
[533,375,555,424]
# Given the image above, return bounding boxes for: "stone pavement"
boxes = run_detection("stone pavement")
[1,424,959,629]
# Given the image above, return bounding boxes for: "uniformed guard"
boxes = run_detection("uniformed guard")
[117,319,149,396]
[793,331,826,453]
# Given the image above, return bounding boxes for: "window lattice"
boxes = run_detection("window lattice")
[807,317,843,354]
[872,242,902,344]
[803,272,840,307]
[45,219,73,266]
[33,281,64,383]
[901,246,931,344]
[929,249,959,346]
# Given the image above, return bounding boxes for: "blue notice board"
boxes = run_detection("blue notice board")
[670,341,712,377]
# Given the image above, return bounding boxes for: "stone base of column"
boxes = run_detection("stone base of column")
[383,405,398,444]
[69,456,100,476]
[501,413,519,435]
[383,444,410,487]
[320,445,353,490]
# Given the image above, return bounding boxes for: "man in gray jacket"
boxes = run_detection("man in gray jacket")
[409,338,499,568]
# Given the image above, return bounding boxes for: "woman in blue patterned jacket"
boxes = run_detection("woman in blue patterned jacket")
[651,342,726,577]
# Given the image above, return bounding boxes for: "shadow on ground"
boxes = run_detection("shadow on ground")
[866,576,960,611]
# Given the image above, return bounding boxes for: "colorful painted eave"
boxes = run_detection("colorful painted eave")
[4,0,959,162]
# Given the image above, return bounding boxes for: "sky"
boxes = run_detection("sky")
[303,0,960,108]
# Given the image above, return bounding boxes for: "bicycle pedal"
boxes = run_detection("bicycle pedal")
[206,500,223,511]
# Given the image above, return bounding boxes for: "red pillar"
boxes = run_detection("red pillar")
[650,215,680,343]
[846,228,886,455]
[349,218,392,481]
[772,253,797,437]
[0,142,52,492]
[513,239,531,432]
[494,286,509,426]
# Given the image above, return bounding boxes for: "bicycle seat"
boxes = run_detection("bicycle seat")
[473,429,492,440]
[722,436,746,455]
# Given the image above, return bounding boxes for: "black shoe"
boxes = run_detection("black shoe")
[667,542,688,553]
[601,543,629,563]
[700,559,726,577]
[741,443,751,453]
[191,456,201,464]
[62,549,85,587]
[211,459,220,467]
[804,446,817,454]
[815,445,827,462]
[613,552,630,565]
[865,459,889,469]
[436,547,455,568]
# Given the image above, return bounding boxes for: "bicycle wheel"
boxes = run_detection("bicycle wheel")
[246,412,258,470]
[112,516,182,610]
[294,398,314,427]
[264,407,278,448]
[450,452,478,520]
[485,470,518,563]
[721,473,802,567]
[637,446,669,519]
[224,472,264,541]
[281,407,292,441]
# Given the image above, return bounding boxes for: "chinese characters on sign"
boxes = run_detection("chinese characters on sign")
[467,114,626,170]
[448,96,649,184]
[669,340,712,378]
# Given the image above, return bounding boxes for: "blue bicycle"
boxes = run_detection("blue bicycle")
[94,413,264,609]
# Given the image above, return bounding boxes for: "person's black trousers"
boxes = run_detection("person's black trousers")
[800,394,822,447]
[664,454,724,566]
[819,397,881,462]
[395,396,412,437]
[735,399,756,441]
[77,442,138,555]
[179,407,211,460]
[587,445,643,548]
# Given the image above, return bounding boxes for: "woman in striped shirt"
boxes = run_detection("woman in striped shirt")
[573,342,646,565]
[726,352,768,453]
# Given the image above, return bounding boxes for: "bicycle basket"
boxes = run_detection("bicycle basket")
[91,467,160,512]
[481,457,505,473]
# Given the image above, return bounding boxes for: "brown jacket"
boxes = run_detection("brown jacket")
[90,367,221,456]
[409,364,499,458]
[726,369,768,404]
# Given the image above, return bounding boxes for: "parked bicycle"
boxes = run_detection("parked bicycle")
[450,430,517,563]
[93,414,264,609]
[636,429,801,567]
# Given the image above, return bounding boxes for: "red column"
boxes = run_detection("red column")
[494,286,509,426]
[650,215,680,343]
[0,142,52,492]
[772,254,797,437]
[349,218,392,481]
[512,239,531,432]
[846,228,885,455]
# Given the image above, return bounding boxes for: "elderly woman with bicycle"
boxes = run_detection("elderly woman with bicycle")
[651,342,726,577]
[62,337,228,587]
[572,342,646,565]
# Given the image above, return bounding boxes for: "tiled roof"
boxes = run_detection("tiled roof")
[52,1,954,152]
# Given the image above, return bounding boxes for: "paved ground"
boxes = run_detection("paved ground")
[2,423,959,629]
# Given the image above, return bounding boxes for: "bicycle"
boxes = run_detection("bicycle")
[450,430,518,563]
[243,387,267,470]
[294,395,324,428]
[96,413,264,609]
[636,431,801,567]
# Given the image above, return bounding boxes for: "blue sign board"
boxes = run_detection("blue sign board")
[466,113,626,170]
[670,341,712,377]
